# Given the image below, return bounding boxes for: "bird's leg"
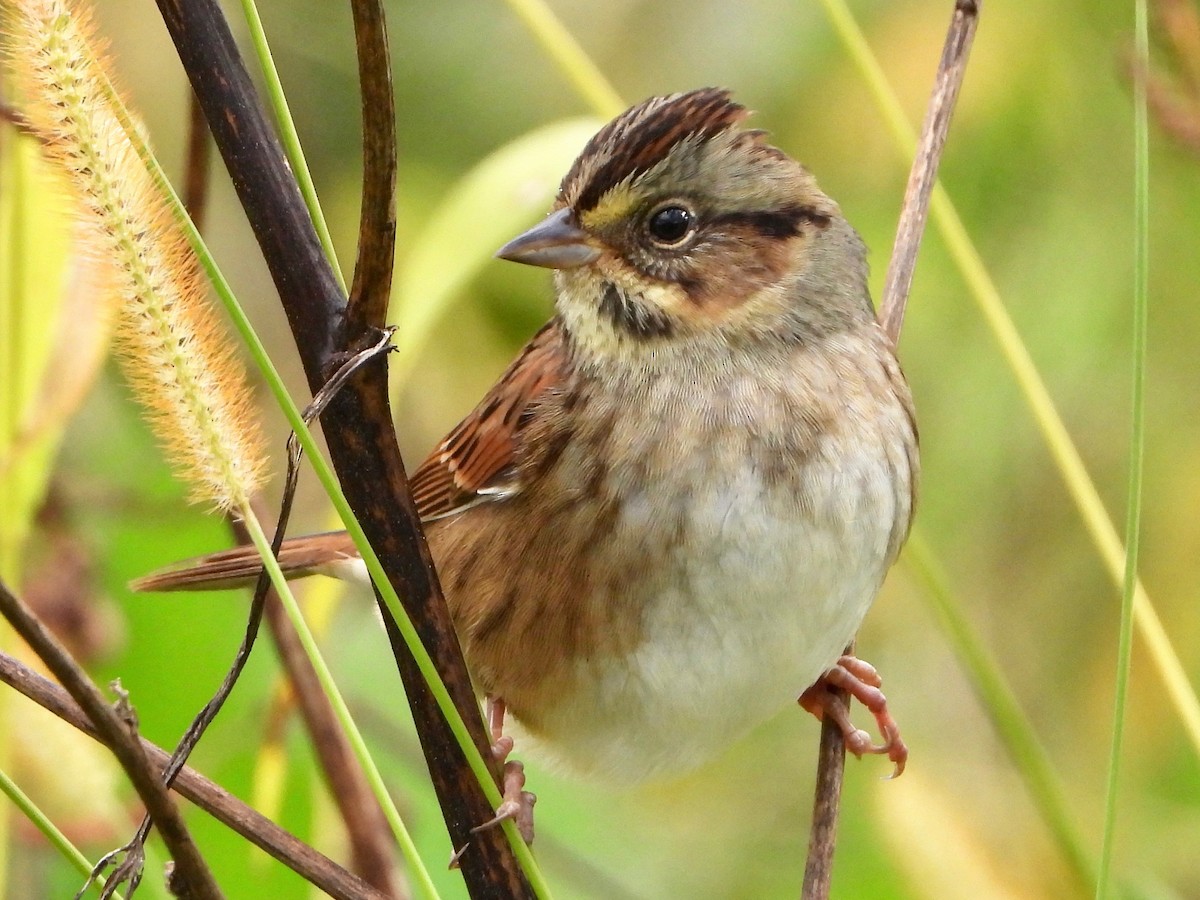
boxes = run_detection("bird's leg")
[798,655,908,777]
[473,696,536,843]
[487,695,510,758]
[450,698,537,868]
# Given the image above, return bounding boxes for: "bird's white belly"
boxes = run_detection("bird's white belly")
[519,457,899,781]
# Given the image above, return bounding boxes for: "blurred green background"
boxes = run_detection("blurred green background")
[3,0,1199,897]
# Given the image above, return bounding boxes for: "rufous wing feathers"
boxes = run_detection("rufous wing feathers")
[132,322,568,593]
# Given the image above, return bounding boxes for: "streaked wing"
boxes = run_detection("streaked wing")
[410,321,567,521]
[133,322,567,593]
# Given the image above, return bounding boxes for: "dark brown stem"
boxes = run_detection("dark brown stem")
[346,0,398,330]
[0,580,221,899]
[878,0,981,343]
[182,91,211,230]
[0,649,386,900]
[151,2,530,894]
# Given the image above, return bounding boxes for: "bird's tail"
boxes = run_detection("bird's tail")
[130,530,361,592]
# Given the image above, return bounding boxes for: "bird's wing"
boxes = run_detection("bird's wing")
[410,320,567,522]
[131,322,568,593]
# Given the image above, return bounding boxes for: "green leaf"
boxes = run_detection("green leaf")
[390,117,603,386]
[0,138,105,582]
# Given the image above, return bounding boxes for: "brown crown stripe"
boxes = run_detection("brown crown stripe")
[565,88,749,213]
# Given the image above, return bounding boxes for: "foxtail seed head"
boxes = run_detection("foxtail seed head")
[7,0,268,510]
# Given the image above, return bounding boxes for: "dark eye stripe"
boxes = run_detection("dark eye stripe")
[710,204,830,238]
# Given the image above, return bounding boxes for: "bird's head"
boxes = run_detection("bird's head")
[496,88,874,367]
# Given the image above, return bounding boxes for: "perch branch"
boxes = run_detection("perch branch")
[151,1,531,894]
[878,0,981,342]
[802,3,981,897]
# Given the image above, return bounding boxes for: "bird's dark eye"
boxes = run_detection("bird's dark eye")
[647,205,694,246]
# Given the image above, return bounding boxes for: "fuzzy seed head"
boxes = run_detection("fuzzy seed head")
[7,0,269,510]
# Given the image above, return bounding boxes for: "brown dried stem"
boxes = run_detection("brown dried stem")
[803,3,981,898]
[878,0,981,343]
[801,645,850,900]
[151,0,531,894]
[346,0,398,330]
[0,579,221,899]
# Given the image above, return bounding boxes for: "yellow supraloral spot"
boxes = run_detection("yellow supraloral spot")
[579,182,638,231]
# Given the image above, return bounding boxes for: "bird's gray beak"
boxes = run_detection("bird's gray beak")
[495,208,600,270]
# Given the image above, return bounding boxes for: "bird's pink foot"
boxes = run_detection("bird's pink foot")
[799,655,907,777]
[477,698,536,841]
[449,698,537,868]
[470,755,536,845]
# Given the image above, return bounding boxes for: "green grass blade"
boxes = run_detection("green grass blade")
[500,0,624,117]
[1096,1,1150,895]
[819,0,1200,761]
[238,0,347,294]
[237,507,441,900]
[906,532,1096,893]
[0,765,125,899]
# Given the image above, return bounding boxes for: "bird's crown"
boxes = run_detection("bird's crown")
[560,88,763,212]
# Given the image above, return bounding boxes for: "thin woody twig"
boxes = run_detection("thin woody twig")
[0,649,386,900]
[801,644,850,900]
[346,0,398,330]
[113,462,294,892]
[802,728,848,899]
[149,5,530,892]
[0,580,221,900]
[878,0,981,343]
[176,102,403,895]
[111,309,391,890]
[802,3,981,898]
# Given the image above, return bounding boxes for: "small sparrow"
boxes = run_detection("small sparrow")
[135,88,917,789]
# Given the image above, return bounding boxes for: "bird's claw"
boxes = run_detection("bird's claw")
[799,654,908,777]
[448,698,537,868]
[471,758,536,843]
